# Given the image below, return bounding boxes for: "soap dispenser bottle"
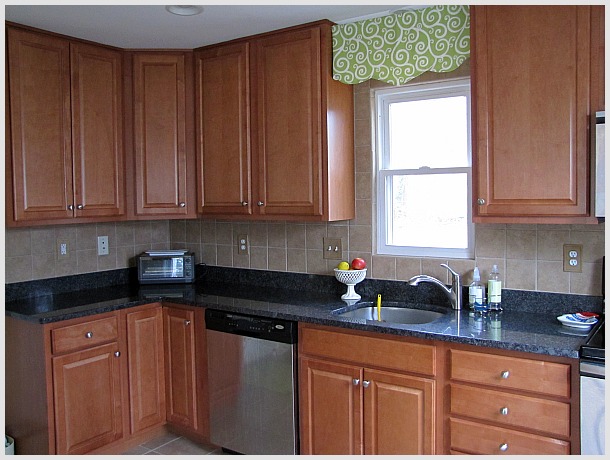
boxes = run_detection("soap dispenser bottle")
[488,264,502,311]
[469,267,486,313]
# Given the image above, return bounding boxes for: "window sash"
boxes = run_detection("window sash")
[375,78,473,259]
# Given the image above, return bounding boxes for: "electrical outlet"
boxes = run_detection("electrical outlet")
[58,240,68,257]
[563,244,583,273]
[238,234,249,255]
[323,237,343,260]
[97,236,109,256]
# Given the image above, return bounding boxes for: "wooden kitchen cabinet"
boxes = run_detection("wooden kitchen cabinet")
[6,26,125,226]
[299,324,436,455]
[50,313,124,455]
[124,304,166,434]
[471,6,603,222]
[163,304,207,437]
[445,346,577,455]
[131,52,196,218]
[195,21,355,221]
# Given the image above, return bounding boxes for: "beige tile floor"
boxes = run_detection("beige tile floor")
[121,432,224,455]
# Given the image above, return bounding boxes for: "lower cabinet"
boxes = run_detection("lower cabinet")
[5,303,207,455]
[163,303,208,438]
[299,324,436,455]
[125,304,166,434]
[52,342,124,454]
[446,346,575,455]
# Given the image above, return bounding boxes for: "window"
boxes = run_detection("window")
[376,78,473,258]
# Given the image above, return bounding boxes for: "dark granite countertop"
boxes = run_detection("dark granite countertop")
[5,266,604,359]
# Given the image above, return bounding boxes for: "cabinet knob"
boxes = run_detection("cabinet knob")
[499,443,508,452]
[241,201,248,206]
[477,198,486,205]
[114,351,120,357]
[500,370,510,379]
[353,378,360,386]
[500,407,509,416]
[67,204,74,211]
[184,320,191,326]
[85,331,93,338]
[362,380,370,388]
[76,204,84,210]
[257,201,264,206]
[179,202,186,208]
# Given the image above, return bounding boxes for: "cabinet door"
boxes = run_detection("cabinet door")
[299,357,363,455]
[472,6,591,219]
[71,43,124,218]
[126,306,165,434]
[164,307,198,430]
[52,342,123,454]
[133,53,191,216]
[363,369,435,455]
[7,28,73,222]
[196,43,252,216]
[252,27,323,217]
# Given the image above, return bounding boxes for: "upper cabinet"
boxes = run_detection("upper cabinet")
[196,21,355,221]
[471,6,604,223]
[6,27,125,226]
[130,52,196,218]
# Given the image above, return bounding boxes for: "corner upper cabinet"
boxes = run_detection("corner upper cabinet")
[131,52,196,218]
[195,21,355,221]
[471,6,603,222]
[6,27,124,225]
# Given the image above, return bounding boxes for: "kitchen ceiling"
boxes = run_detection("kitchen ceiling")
[3,3,419,49]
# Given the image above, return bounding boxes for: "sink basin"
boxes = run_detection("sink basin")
[332,302,446,325]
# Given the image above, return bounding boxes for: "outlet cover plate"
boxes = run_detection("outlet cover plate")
[237,234,249,255]
[323,237,343,260]
[563,244,583,273]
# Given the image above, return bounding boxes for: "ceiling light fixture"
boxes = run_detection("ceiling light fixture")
[165,5,204,16]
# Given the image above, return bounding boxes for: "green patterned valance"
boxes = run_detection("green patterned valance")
[332,5,470,85]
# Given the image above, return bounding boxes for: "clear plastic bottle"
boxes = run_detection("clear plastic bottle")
[469,267,486,313]
[488,264,502,311]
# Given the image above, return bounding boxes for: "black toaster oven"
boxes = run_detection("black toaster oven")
[136,251,195,284]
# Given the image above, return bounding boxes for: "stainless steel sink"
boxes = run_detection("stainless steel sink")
[332,302,446,325]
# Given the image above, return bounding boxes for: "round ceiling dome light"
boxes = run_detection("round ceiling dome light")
[165,5,204,16]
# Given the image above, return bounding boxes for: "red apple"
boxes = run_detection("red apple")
[351,257,366,270]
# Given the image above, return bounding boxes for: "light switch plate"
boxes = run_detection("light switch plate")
[323,237,342,260]
[563,244,583,273]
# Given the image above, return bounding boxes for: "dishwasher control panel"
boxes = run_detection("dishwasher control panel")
[205,309,297,344]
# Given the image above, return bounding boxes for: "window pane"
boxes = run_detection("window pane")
[388,96,468,169]
[389,173,468,249]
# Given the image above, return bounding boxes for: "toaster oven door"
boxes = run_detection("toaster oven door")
[138,257,185,282]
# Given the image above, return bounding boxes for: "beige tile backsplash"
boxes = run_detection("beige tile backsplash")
[4,76,605,296]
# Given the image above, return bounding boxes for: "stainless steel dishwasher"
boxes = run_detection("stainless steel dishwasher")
[205,309,299,455]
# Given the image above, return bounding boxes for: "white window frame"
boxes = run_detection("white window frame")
[375,77,474,259]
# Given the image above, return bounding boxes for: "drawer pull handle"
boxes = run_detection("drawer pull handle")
[500,370,510,379]
[76,204,84,210]
[353,378,360,386]
[179,202,186,208]
[241,201,248,206]
[184,320,191,326]
[114,351,120,357]
[85,332,93,338]
[257,201,264,206]
[499,443,508,452]
[500,407,509,416]
[362,380,370,388]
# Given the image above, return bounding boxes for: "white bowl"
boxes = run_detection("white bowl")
[334,268,366,285]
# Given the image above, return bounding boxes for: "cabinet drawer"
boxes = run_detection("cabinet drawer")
[449,349,570,398]
[300,326,435,376]
[51,316,119,354]
[450,383,570,438]
[449,418,570,455]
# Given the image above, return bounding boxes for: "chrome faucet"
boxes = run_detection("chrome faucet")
[407,263,462,310]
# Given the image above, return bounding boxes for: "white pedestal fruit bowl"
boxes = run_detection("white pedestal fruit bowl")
[334,268,366,300]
